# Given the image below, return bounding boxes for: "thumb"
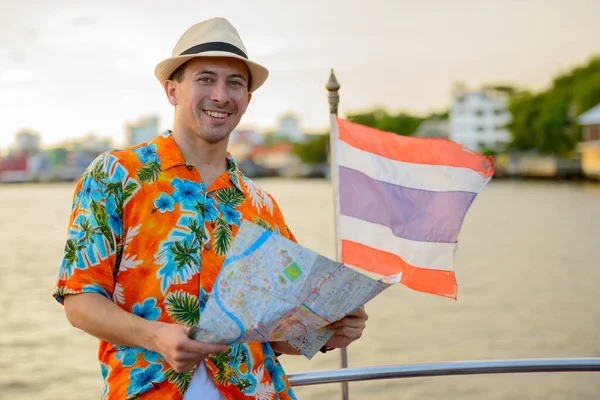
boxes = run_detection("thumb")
[187,326,200,340]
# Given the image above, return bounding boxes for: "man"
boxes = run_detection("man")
[53,17,368,400]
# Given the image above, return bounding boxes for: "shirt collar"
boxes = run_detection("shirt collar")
[152,130,246,196]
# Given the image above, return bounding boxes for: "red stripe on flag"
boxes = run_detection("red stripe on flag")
[341,240,458,300]
[337,118,493,177]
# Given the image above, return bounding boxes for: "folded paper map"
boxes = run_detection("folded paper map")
[189,221,401,359]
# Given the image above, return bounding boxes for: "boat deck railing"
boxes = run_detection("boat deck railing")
[288,358,600,388]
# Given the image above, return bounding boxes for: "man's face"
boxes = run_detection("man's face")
[169,57,252,144]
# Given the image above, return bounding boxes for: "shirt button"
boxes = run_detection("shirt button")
[204,242,211,251]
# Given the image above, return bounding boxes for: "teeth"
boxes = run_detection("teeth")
[205,111,228,118]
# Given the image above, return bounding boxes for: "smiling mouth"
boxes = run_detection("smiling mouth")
[203,110,231,119]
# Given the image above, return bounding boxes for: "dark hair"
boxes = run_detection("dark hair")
[168,62,188,83]
[168,60,253,91]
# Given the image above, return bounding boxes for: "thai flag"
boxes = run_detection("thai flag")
[332,118,494,299]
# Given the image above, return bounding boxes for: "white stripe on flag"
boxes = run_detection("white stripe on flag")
[338,141,490,193]
[339,215,457,271]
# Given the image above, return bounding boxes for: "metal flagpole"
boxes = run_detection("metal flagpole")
[326,69,349,400]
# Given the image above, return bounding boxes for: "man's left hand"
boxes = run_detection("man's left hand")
[324,306,368,349]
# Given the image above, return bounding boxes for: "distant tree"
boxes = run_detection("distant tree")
[345,109,426,136]
[507,55,600,156]
[292,134,329,164]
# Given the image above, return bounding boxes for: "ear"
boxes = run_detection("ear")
[164,80,178,106]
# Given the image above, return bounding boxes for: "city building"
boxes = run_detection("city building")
[272,114,305,143]
[14,130,40,154]
[577,103,600,179]
[228,129,265,162]
[0,129,40,182]
[449,89,512,152]
[125,116,159,147]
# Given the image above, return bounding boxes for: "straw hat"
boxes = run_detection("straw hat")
[154,17,268,92]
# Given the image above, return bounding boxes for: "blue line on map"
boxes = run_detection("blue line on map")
[301,303,329,322]
[213,271,246,344]
[223,228,272,268]
[214,227,273,344]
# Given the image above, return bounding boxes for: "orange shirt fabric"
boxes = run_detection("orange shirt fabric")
[53,131,298,400]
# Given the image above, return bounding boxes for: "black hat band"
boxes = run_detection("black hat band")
[179,42,248,59]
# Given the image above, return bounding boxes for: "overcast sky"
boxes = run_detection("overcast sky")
[1,0,599,149]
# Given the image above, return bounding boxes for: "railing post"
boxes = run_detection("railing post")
[326,69,349,400]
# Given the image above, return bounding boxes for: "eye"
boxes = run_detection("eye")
[197,76,213,83]
[229,79,244,87]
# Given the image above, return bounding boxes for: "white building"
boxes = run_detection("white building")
[14,130,40,154]
[449,90,512,152]
[273,114,305,143]
[125,116,159,147]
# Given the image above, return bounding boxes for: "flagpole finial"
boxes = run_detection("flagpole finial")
[326,69,340,115]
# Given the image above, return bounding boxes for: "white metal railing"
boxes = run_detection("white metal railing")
[288,358,600,387]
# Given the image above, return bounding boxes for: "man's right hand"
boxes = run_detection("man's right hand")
[152,322,227,373]
[64,293,227,374]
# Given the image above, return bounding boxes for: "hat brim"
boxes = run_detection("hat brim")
[154,51,268,93]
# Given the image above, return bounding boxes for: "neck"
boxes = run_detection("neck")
[170,126,229,188]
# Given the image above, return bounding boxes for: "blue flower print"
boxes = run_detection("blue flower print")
[78,176,103,206]
[105,195,122,233]
[218,203,242,226]
[143,350,162,363]
[133,143,159,164]
[132,298,161,321]
[154,193,175,213]
[127,364,165,396]
[101,362,110,379]
[204,196,219,222]
[115,346,144,367]
[100,362,110,398]
[171,179,203,206]
[262,343,286,392]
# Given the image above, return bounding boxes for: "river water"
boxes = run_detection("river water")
[1,179,599,399]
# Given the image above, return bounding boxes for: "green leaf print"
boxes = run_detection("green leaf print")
[104,180,122,199]
[213,218,233,257]
[54,286,78,298]
[165,368,194,393]
[136,161,162,184]
[90,160,109,183]
[78,217,99,245]
[113,241,124,280]
[253,217,274,232]
[170,241,200,271]
[216,187,245,209]
[209,347,234,369]
[235,377,253,392]
[90,200,115,251]
[210,348,238,385]
[237,347,248,365]
[64,239,86,267]
[123,181,139,203]
[188,219,207,245]
[164,291,200,326]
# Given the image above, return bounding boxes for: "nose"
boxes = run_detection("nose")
[210,80,230,106]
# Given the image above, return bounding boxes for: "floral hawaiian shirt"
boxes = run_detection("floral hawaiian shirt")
[53,130,298,400]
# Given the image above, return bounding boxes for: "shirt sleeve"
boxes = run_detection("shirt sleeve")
[53,153,124,304]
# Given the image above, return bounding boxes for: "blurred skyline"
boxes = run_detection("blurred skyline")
[1,0,599,149]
